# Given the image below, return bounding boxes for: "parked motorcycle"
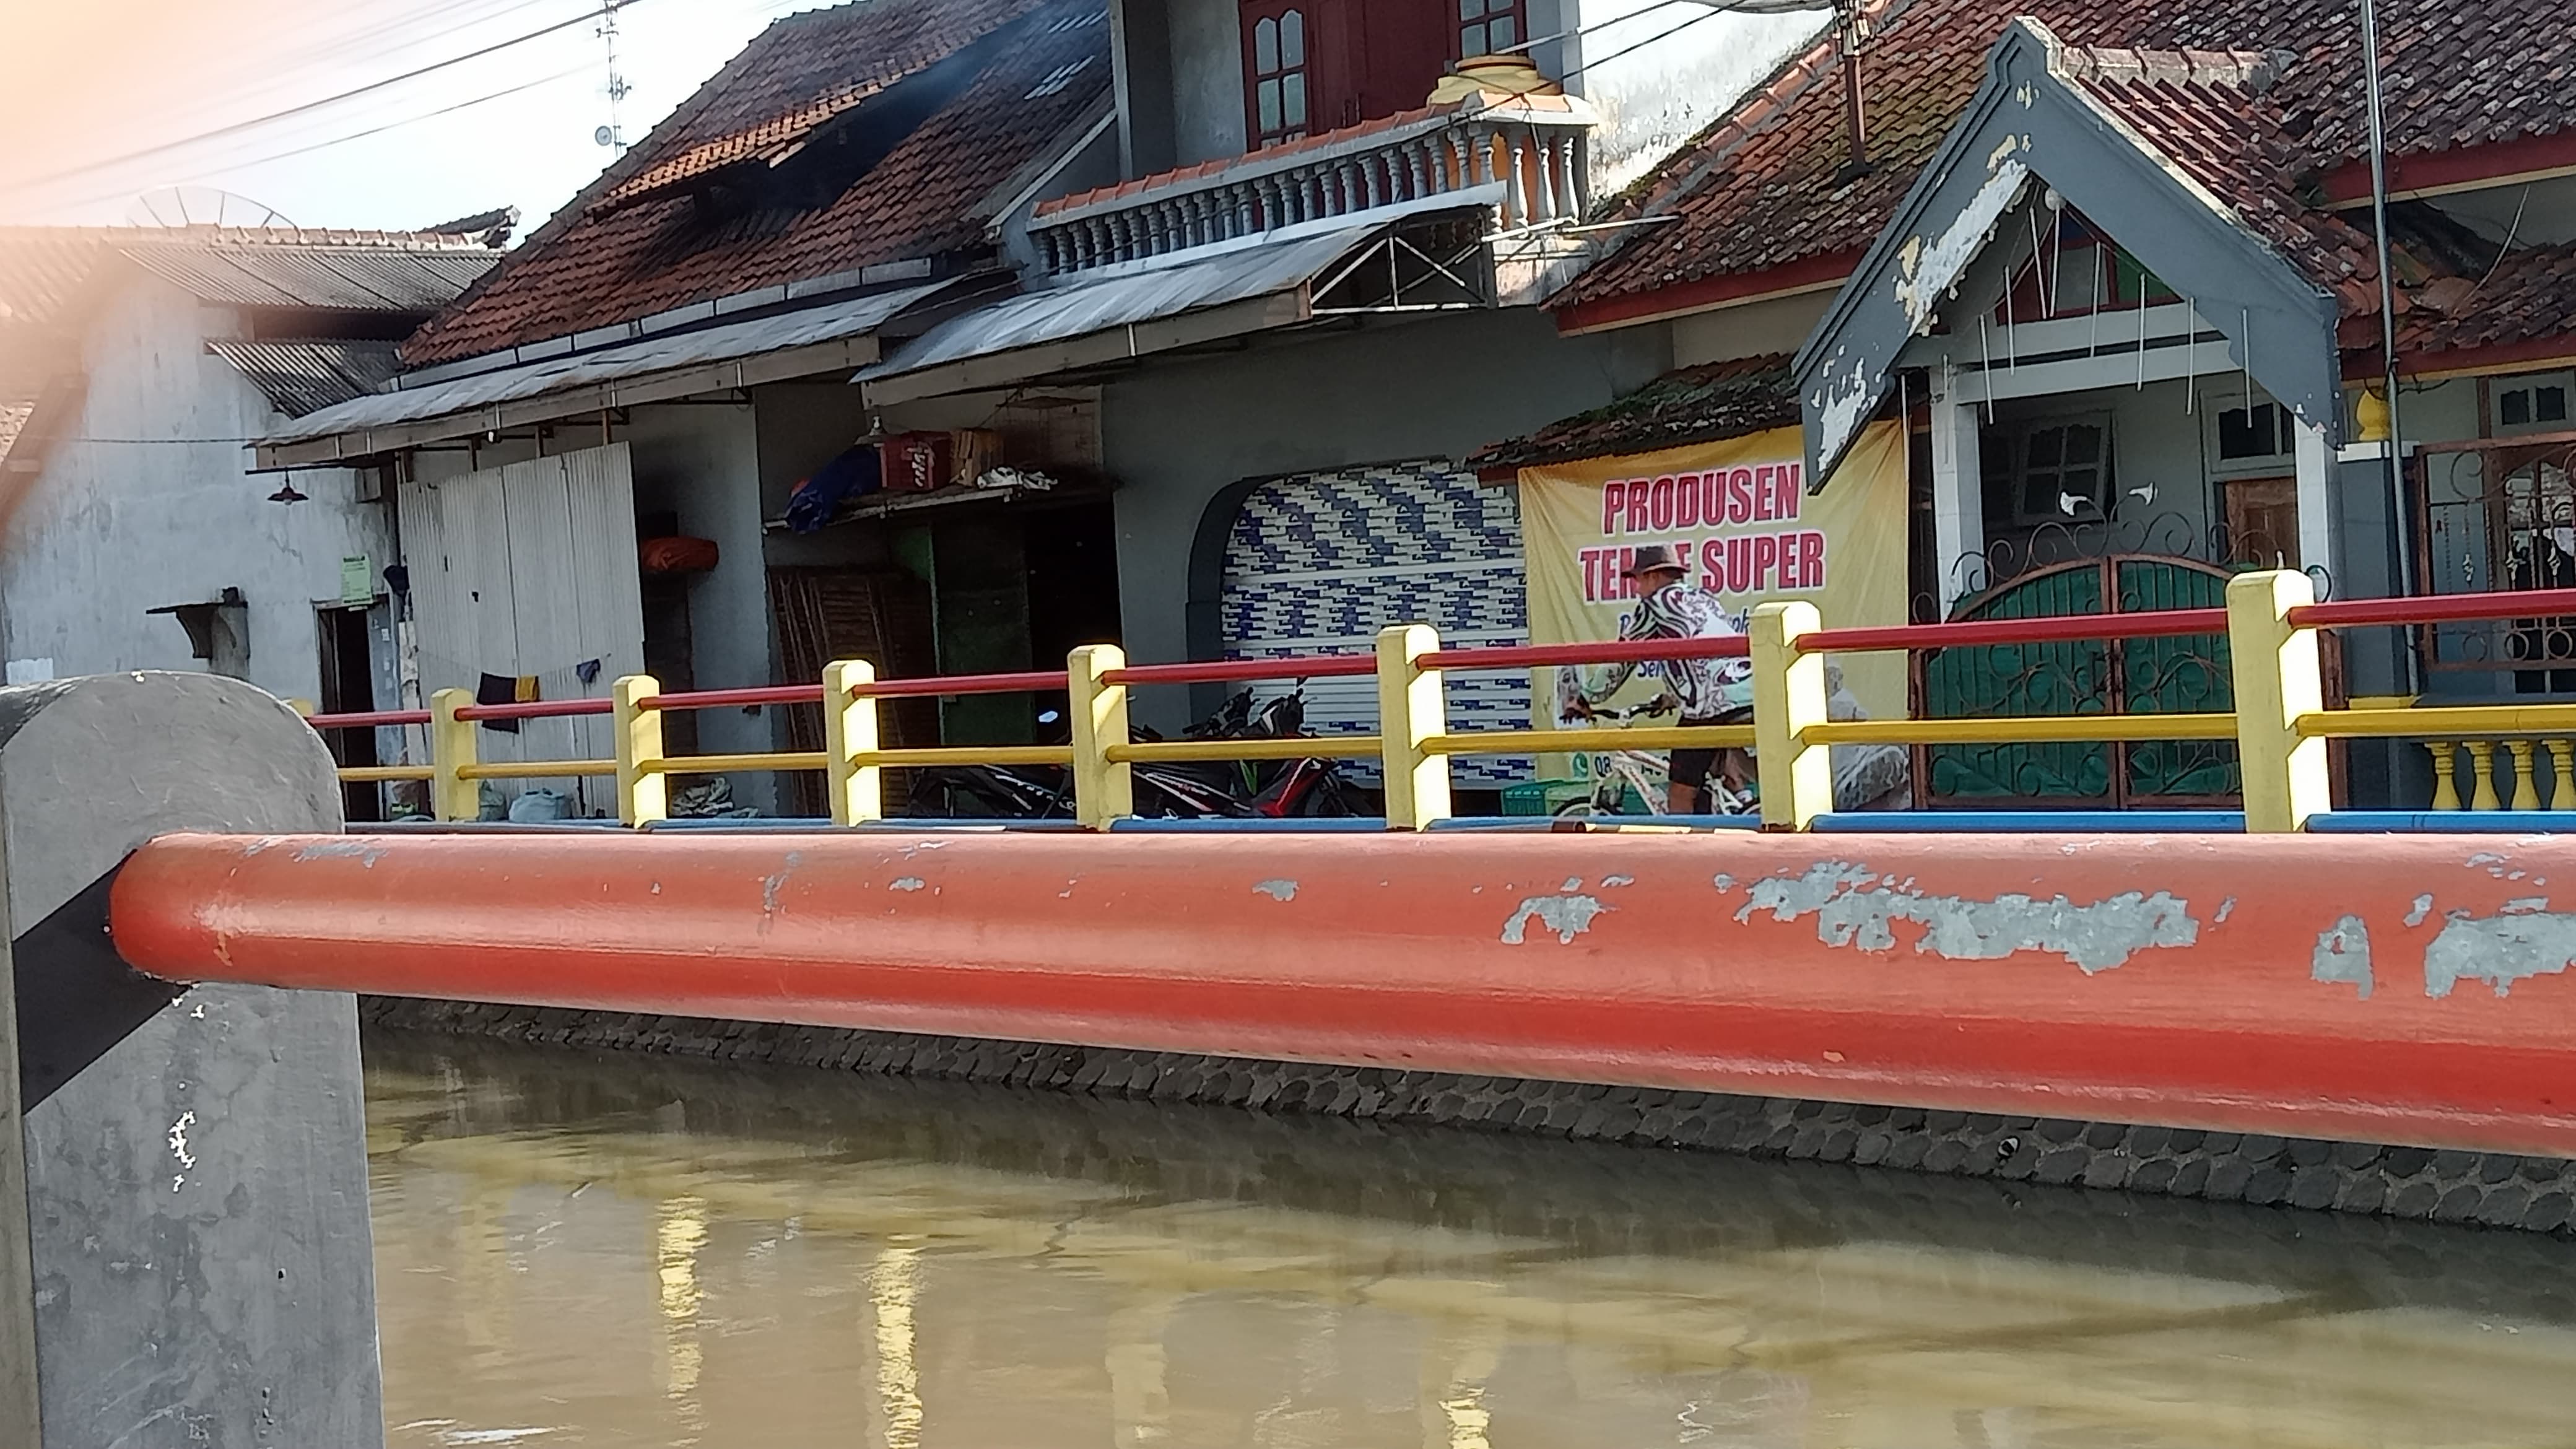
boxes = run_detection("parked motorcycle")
[908,687,1360,820]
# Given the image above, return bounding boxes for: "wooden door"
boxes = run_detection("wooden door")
[1355,0,1449,121]
[2224,476,2300,567]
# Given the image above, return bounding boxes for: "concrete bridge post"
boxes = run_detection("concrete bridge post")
[0,672,381,1448]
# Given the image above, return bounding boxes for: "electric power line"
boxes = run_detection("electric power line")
[1565,2,1798,81]
[11,0,819,211]
[1499,0,1830,65]
[9,0,632,193]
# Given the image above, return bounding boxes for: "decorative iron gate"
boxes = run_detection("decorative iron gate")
[1910,556,2242,808]
[2417,432,2576,689]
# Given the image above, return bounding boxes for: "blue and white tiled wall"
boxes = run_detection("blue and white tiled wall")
[1221,459,1532,785]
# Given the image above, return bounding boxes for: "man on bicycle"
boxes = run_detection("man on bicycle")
[1564,544,1754,812]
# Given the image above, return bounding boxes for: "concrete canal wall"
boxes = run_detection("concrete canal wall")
[357,998,2576,1237]
[110,824,2576,1238]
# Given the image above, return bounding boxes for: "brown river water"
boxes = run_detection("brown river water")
[363,1031,2576,1449]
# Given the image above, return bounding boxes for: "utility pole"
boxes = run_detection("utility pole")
[2360,0,2413,637]
[596,0,630,154]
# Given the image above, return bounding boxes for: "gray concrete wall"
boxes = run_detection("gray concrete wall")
[1100,307,1664,728]
[1672,293,1825,367]
[622,401,776,811]
[1,277,395,707]
[1978,377,2216,562]
[4,672,378,1448]
[751,385,895,601]
[1167,0,1245,167]
[1110,0,1179,176]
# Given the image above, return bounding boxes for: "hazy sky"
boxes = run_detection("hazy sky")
[0,0,1817,236]
[0,0,815,231]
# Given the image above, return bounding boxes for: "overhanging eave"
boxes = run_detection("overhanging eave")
[1791,19,2343,489]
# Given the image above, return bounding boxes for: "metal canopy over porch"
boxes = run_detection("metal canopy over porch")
[258,280,963,468]
[858,196,1496,406]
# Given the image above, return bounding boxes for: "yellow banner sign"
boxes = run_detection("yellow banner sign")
[1518,420,1911,722]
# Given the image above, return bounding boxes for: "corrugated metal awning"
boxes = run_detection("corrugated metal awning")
[259,281,955,468]
[861,198,1489,404]
[122,243,497,311]
[209,339,402,419]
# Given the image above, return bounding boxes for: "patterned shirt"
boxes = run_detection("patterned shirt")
[1592,581,1752,720]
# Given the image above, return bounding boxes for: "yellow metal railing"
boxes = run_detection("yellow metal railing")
[303,572,2576,833]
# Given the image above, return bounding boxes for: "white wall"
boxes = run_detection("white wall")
[1566,0,1823,196]
[394,444,646,816]
[622,398,776,809]
[1,275,393,708]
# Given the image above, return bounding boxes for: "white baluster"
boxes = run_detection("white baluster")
[1506,133,1530,225]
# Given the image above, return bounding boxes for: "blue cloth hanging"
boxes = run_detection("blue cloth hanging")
[785,443,882,533]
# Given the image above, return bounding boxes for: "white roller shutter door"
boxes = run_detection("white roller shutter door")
[1219,459,1530,786]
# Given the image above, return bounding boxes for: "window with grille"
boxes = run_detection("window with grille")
[1243,3,1311,147]
[2208,391,2297,479]
[2493,370,2575,436]
[1457,0,1524,58]
[1982,416,2115,526]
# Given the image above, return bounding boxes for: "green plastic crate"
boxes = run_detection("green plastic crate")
[1502,778,1594,816]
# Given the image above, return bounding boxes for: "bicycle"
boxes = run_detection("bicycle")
[1552,701,1757,819]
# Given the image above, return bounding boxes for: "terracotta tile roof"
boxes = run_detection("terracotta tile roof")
[1560,0,2576,315]
[402,0,1109,369]
[599,91,887,209]
[2056,41,2383,318]
[1464,354,1798,472]
[2397,237,2576,361]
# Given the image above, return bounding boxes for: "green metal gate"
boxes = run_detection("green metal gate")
[1912,557,2242,808]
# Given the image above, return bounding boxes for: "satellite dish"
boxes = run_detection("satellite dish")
[125,186,297,230]
[594,124,619,148]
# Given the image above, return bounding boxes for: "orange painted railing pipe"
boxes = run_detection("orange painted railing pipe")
[110,829,2576,1157]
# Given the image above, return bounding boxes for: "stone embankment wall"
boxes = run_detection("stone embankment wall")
[363,996,2576,1236]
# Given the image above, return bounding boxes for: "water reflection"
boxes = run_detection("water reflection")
[366,1032,2576,1449]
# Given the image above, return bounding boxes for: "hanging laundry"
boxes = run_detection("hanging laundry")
[476,672,522,733]
[575,658,603,685]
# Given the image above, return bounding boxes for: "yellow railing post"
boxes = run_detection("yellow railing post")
[2507,739,2542,810]
[1376,624,1451,829]
[2548,739,2575,810]
[2464,741,2502,811]
[612,674,668,827]
[1067,645,1134,829]
[2226,569,2330,833]
[824,659,883,826]
[1749,600,1831,830]
[2426,741,2461,811]
[429,687,477,822]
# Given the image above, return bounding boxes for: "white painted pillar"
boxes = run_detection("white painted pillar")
[2294,414,2335,577]
[1928,363,1986,614]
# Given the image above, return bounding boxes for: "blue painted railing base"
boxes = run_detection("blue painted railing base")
[2308,811,2574,833]
[1814,811,2247,833]
[1426,815,1764,831]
